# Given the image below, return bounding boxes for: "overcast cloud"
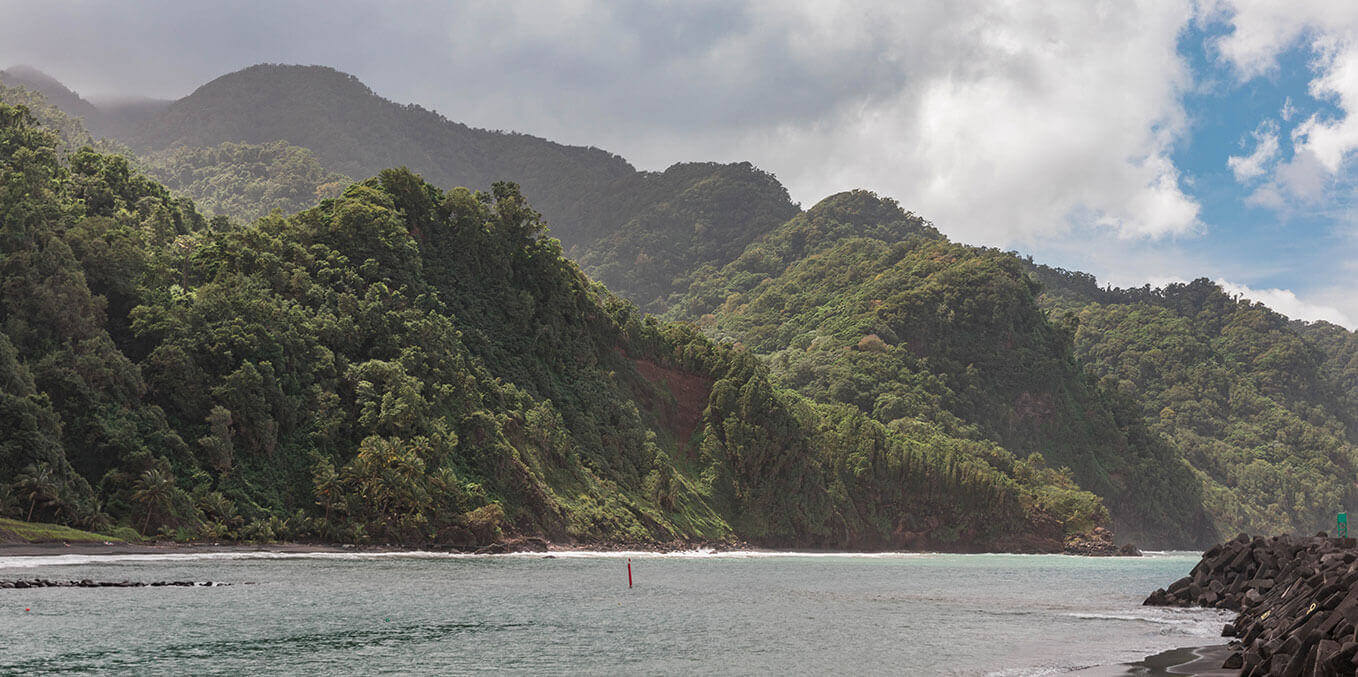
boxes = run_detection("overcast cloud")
[1,1,1353,327]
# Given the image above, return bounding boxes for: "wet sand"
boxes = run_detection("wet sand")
[1074,645,1236,676]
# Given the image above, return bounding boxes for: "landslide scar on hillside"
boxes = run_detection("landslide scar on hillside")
[625,352,713,454]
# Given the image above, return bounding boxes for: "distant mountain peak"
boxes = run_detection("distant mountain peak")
[3,64,67,88]
[189,63,378,99]
[806,189,907,222]
[790,189,942,245]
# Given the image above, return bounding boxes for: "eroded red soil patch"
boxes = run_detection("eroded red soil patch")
[630,357,713,452]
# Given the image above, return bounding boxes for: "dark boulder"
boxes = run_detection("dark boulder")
[474,542,509,555]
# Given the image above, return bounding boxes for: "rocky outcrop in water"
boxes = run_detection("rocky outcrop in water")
[1062,527,1140,556]
[0,579,228,588]
[1144,533,1358,675]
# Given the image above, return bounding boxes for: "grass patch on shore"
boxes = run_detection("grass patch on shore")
[0,518,127,544]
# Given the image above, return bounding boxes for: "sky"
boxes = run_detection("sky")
[1,0,1355,328]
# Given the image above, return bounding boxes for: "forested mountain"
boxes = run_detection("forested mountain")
[10,64,801,309]
[122,64,635,229]
[0,81,104,155]
[668,191,1217,546]
[1030,266,1358,537]
[572,162,800,312]
[0,76,347,222]
[125,64,807,308]
[0,98,1105,550]
[5,62,1357,549]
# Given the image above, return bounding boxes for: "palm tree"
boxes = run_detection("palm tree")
[132,468,175,535]
[312,458,342,526]
[13,463,58,522]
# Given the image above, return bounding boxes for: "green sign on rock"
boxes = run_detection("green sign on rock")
[1339,512,1348,538]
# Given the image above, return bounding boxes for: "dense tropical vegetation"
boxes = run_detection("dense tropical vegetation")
[0,97,1103,549]
[140,141,350,221]
[1031,266,1358,537]
[3,62,1357,549]
[667,191,1216,546]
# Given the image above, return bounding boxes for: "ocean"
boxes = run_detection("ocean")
[0,550,1229,675]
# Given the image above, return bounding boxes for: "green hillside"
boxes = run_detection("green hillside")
[1030,265,1358,536]
[669,191,1218,546]
[572,161,800,312]
[0,80,98,154]
[124,64,635,232]
[0,97,1099,550]
[140,141,351,221]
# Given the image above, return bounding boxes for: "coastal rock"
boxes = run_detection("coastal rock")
[1222,651,1243,669]
[503,537,549,553]
[1063,527,1118,556]
[474,542,508,555]
[1144,533,1358,675]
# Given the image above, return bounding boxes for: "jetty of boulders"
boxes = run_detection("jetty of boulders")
[1,578,228,588]
[1144,532,1358,675]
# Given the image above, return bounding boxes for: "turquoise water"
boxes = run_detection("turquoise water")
[0,550,1228,675]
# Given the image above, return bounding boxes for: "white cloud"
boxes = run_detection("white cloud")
[731,2,1204,244]
[1217,279,1355,327]
[1227,121,1280,181]
[1211,2,1358,206]
[433,1,1205,245]
[1244,183,1286,208]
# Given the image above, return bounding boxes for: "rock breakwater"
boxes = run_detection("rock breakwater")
[1,578,229,588]
[1145,533,1358,675]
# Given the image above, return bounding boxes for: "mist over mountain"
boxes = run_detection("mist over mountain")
[0,65,168,139]
[87,95,171,139]
[0,65,100,124]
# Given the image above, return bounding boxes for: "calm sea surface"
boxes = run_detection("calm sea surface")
[0,550,1229,675]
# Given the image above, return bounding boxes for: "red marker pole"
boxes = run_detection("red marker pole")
[627,558,633,588]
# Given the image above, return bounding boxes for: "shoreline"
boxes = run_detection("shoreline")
[0,540,1182,559]
[1074,645,1236,676]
